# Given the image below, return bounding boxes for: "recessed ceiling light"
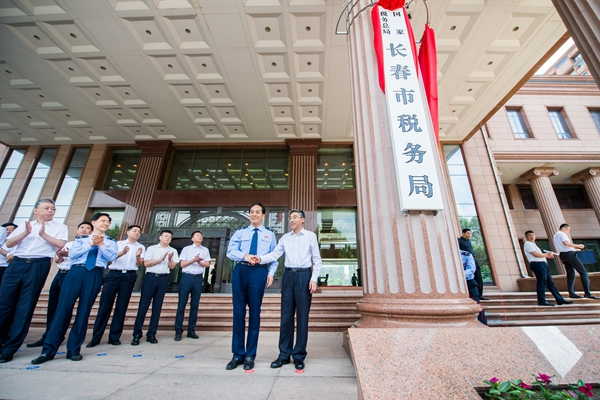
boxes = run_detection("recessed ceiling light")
[39,94,44,98]
[307,62,312,66]
[33,35,41,40]
[488,61,493,65]
[70,33,77,39]
[215,90,220,94]
[68,67,74,71]
[513,26,519,31]
[265,27,271,32]
[271,62,277,67]
[306,26,311,31]
[167,64,173,68]
[100,66,106,70]
[185,29,191,34]
[202,63,207,67]
[450,26,456,30]
[308,89,312,92]
[146,30,152,35]
[276,89,281,93]
[125,92,129,95]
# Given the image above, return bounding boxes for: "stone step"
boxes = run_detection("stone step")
[488,318,600,327]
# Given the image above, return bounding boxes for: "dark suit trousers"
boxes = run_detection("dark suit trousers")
[42,270,69,339]
[231,263,267,360]
[175,273,203,334]
[0,257,51,356]
[91,270,137,343]
[474,260,484,296]
[42,265,104,357]
[529,261,565,304]
[0,267,5,285]
[279,268,312,361]
[133,273,168,338]
[559,251,592,296]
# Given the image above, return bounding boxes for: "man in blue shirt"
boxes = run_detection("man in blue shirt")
[225,203,277,371]
[458,228,488,300]
[31,213,118,365]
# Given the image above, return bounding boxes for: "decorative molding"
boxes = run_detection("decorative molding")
[519,167,559,184]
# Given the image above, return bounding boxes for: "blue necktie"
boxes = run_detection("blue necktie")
[85,246,98,271]
[249,228,259,255]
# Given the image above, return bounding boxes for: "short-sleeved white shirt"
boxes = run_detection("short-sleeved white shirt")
[145,244,179,274]
[523,241,547,263]
[9,219,68,258]
[180,244,210,275]
[110,240,146,271]
[553,231,572,253]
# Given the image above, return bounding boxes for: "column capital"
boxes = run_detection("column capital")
[519,167,559,183]
[571,167,600,183]
[286,138,321,155]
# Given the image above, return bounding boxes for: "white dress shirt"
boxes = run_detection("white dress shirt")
[56,241,74,270]
[9,219,68,258]
[110,240,146,271]
[553,231,573,253]
[260,228,322,282]
[180,244,210,275]
[523,241,547,263]
[145,244,179,274]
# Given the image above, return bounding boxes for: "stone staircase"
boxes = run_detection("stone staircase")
[483,291,600,327]
[30,289,363,333]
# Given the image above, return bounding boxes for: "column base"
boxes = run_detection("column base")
[355,296,484,328]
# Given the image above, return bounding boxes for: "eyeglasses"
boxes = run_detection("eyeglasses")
[39,207,57,212]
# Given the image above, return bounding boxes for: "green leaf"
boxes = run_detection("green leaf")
[499,381,511,392]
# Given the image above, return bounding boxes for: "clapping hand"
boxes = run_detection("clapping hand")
[122,246,130,255]
[168,252,174,261]
[56,247,69,258]
[92,234,104,247]
[38,222,46,237]
[136,247,143,256]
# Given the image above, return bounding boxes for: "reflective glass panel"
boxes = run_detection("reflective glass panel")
[317,148,355,189]
[317,209,360,286]
[54,148,90,223]
[102,150,140,190]
[0,148,26,207]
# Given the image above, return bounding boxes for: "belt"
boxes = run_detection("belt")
[238,261,267,268]
[285,267,311,272]
[148,273,169,277]
[72,264,103,270]
[14,256,50,263]
[182,273,203,277]
[58,269,69,274]
[110,269,137,274]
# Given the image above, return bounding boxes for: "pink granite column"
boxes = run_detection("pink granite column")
[346,1,481,328]
[571,167,600,225]
[519,168,566,274]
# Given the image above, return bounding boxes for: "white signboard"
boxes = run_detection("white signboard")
[378,7,444,211]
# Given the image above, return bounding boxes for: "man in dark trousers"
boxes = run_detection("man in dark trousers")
[225,203,278,371]
[26,221,93,348]
[0,199,68,363]
[257,209,322,370]
[131,230,179,345]
[458,228,487,300]
[32,212,118,364]
[175,231,210,341]
[87,225,145,347]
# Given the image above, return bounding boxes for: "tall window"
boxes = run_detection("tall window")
[317,209,359,286]
[589,109,600,134]
[506,108,530,138]
[0,148,26,207]
[518,186,538,210]
[54,147,90,223]
[12,148,57,225]
[444,144,493,284]
[102,150,140,190]
[548,109,573,139]
[317,148,355,189]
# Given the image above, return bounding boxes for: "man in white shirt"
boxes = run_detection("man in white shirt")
[256,209,322,371]
[27,221,93,348]
[553,223,598,299]
[525,230,573,306]
[0,199,68,363]
[87,225,145,348]
[175,231,210,341]
[131,230,179,345]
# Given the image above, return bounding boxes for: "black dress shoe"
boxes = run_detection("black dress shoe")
[131,336,141,346]
[569,294,583,299]
[538,302,555,306]
[226,357,244,370]
[108,340,121,346]
[584,294,600,299]
[0,354,13,363]
[66,354,83,361]
[31,354,54,365]
[294,359,305,370]
[271,358,291,368]
[557,299,574,305]
[147,336,158,344]
[86,341,99,348]
[187,331,199,339]
[26,337,45,348]
[243,357,255,370]
[174,333,182,341]
[479,297,490,301]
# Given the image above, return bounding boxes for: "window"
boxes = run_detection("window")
[506,109,530,138]
[554,186,589,209]
[548,109,573,139]
[317,148,355,189]
[12,148,57,225]
[317,209,359,286]
[0,148,26,207]
[574,53,585,69]
[166,149,289,190]
[102,150,140,190]
[554,56,568,69]
[54,148,90,223]
[589,109,600,133]
[518,186,538,210]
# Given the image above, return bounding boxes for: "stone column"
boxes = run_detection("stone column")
[571,167,600,225]
[519,168,566,274]
[287,139,320,232]
[121,140,174,236]
[346,1,480,328]
[551,1,600,86]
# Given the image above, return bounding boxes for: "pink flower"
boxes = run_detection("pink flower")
[537,373,552,384]
[489,377,499,384]
[578,383,593,397]
[518,382,531,389]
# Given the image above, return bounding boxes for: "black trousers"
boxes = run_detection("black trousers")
[474,260,484,297]
[133,273,168,338]
[40,270,69,340]
[175,273,203,334]
[91,269,137,343]
[529,262,565,304]
[0,267,5,285]
[0,257,51,357]
[279,268,312,361]
[559,251,592,296]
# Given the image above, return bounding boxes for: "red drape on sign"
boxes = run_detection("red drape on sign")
[418,24,439,142]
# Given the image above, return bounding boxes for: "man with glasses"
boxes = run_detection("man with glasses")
[255,209,322,371]
[0,199,68,363]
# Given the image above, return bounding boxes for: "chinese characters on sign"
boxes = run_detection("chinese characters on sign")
[379,7,443,210]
